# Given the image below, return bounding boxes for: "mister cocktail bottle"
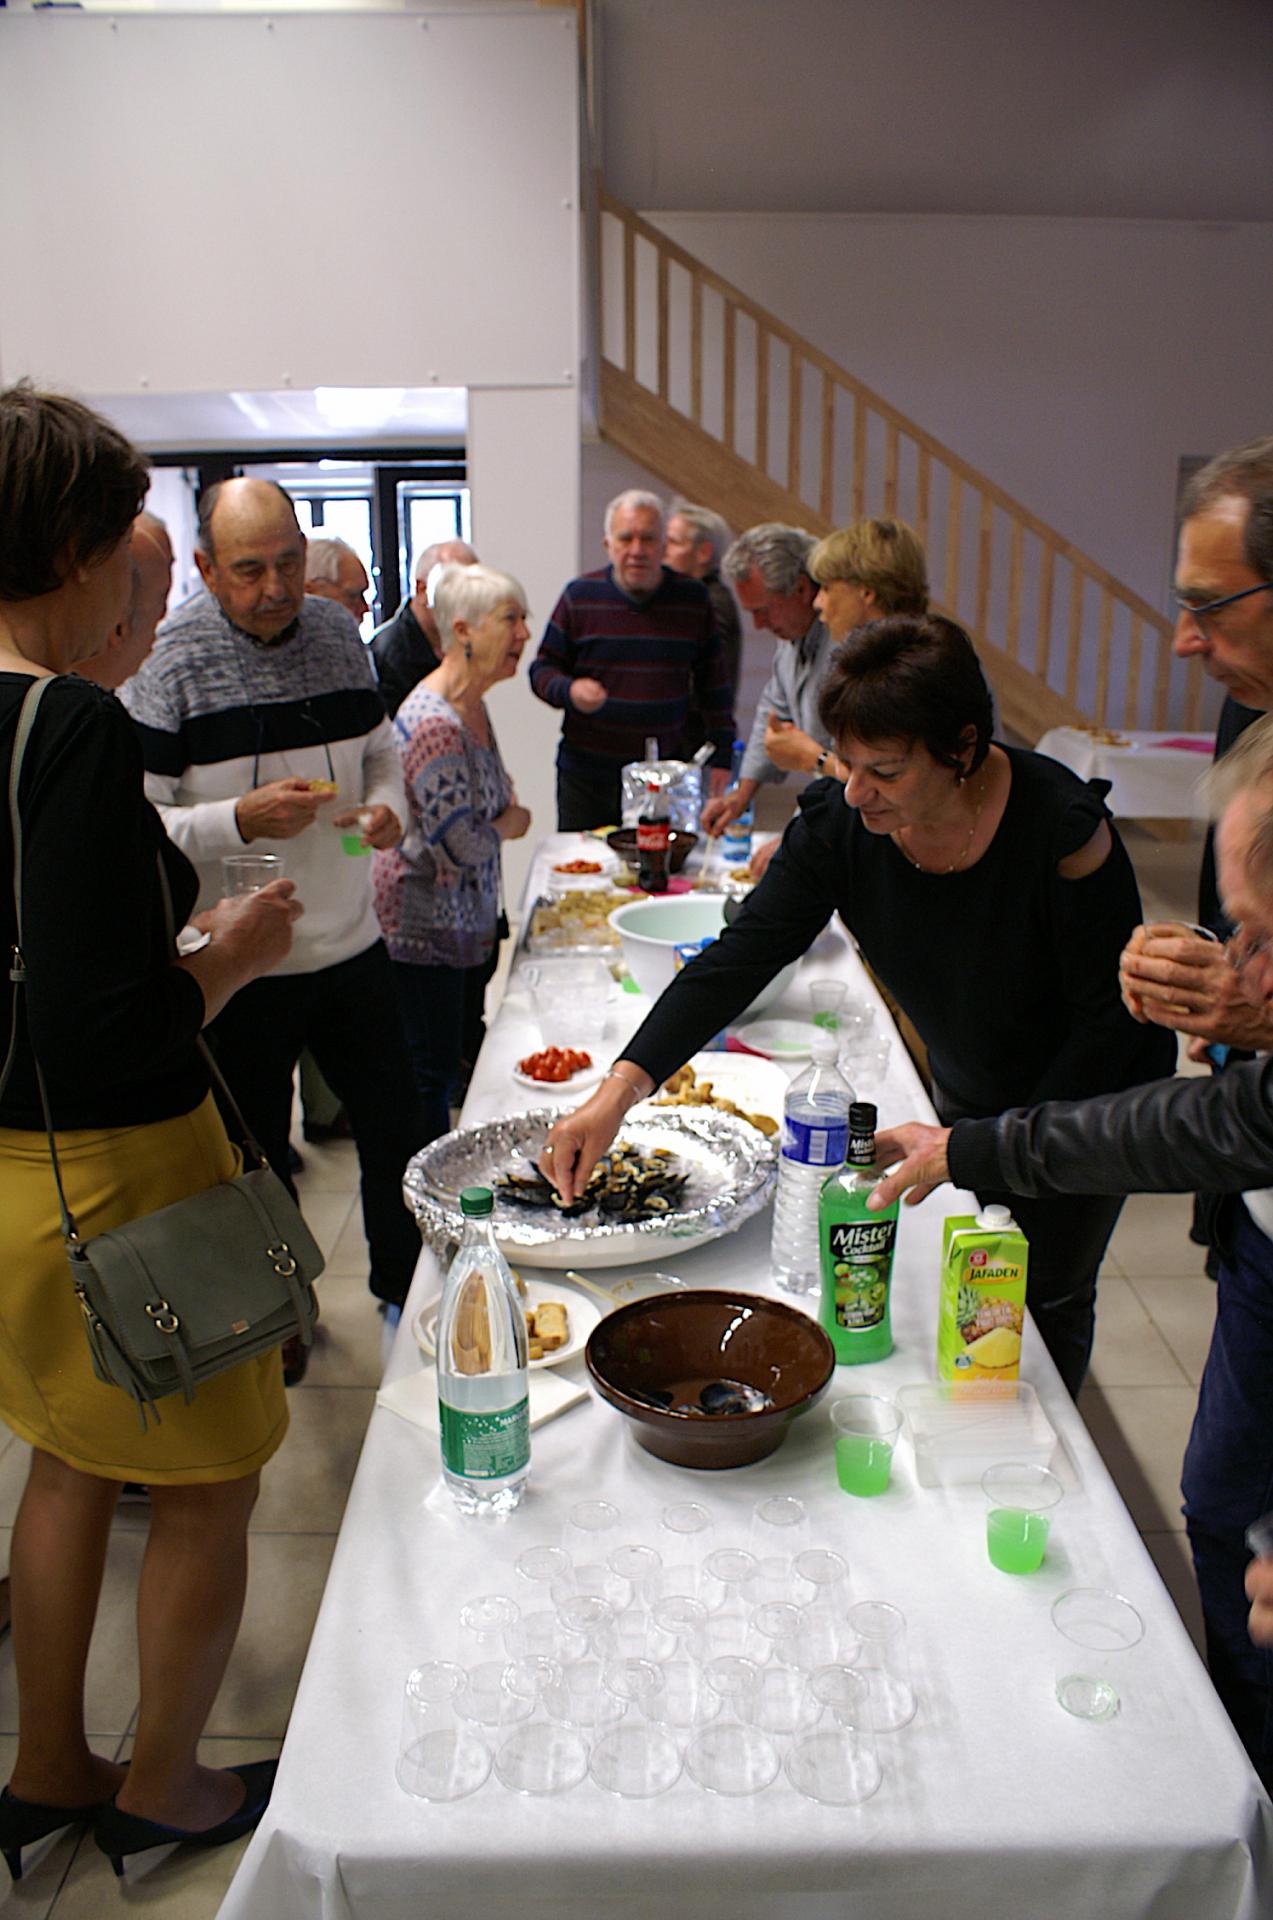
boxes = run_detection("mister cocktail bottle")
[818,1102,897,1364]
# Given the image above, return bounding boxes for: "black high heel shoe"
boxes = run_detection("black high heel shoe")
[93,1760,277,1878]
[0,1786,108,1882]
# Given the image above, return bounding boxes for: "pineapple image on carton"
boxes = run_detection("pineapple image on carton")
[938,1205,1028,1390]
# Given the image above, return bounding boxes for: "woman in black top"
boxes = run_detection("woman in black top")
[542,614,1174,1395]
[0,387,301,1877]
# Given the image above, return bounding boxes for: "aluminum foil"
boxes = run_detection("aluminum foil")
[403,1105,777,1271]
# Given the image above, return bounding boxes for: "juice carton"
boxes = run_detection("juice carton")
[937,1205,1029,1389]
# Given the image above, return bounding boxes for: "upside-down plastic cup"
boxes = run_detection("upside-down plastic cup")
[397,1663,492,1801]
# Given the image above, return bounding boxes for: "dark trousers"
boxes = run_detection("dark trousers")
[933,1086,1122,1397]
[206,941,424,1307]
[392,961,470,1145]
[461,921,506,1077]
[1182,1204,1273,1792]
[557,760,623,832]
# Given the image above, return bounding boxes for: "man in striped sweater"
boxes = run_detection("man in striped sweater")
[121,478,424,1314]
[529,490,735,829]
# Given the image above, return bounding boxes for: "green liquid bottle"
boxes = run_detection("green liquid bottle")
[818,1102,898,1364]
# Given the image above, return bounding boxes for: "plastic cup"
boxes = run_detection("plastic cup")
[1053,1588,1144,1721]
[493,1657,589,1795]
[396,1662,492,1801]
[684,1656,779,1797]
[982,1463,1064,1573]
[456,1594,525,1725]
[809,979,848,1030]
[338,809,375,857]
[785,1664,882,1804]
[831,1396,902,1497]
[847,1600,916,1731]
[222,852,283,895]
[749,1494,809,1601]
[588,1659,682,1798]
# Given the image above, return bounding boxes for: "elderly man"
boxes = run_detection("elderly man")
[529,489,734,830]
[702,520,929,867]
[370,537,478,718]
[306,535,371,629]
[867,715,1273,1794]
[665,499,742,704]
[78,510,174,692]
[121,477,424,1311]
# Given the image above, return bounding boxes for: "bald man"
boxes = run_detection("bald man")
[121,477,425,1315]
[370,537,478,717]
[78,510,174,692]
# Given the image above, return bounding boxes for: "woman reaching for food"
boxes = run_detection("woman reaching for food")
[539,613,1174,1396]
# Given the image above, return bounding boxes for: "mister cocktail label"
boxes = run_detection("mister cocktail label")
[828,1220,897,1329]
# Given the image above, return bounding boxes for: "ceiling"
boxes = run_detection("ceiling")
[597,0,1273,220]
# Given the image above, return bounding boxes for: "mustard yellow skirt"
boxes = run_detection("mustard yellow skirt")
[0,1094,288,1484]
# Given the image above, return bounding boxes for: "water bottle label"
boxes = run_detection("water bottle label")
[438,1396,530,1480]
[782,1116,848,1166]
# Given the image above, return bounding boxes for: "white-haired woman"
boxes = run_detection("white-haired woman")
[373,565,531,1138]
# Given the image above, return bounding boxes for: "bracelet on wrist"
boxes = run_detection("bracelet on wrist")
[814,748,829,776]
[603,1066,649,1105]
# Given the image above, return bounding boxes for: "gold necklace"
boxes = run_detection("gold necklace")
[891,768,987,875]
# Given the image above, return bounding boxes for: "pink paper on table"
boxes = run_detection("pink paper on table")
[1156,737,1214,754]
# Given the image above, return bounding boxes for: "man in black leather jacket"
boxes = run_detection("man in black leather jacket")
[869,719,1273,1795]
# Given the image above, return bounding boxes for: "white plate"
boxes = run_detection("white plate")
[511,1056,607,1094]
[413,1275,601,1371]
[733,1018,817,1061]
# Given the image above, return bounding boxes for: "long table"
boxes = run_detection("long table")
[219,835,1271,1920]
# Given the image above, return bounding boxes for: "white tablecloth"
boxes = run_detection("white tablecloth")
[219,836,1271,1920]
[1036,728,1213,819]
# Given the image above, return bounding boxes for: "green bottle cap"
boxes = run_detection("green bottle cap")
[460,1186,494,1217]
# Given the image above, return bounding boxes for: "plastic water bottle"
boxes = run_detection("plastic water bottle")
[436,1186,530,1515]
[770,1032,854,1296]
[722,738,754,868]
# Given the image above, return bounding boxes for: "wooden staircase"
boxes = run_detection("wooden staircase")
[595,189,1208,745]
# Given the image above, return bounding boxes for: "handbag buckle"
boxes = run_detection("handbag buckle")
[268,1241,299,1278]
[144,1299,181,1336]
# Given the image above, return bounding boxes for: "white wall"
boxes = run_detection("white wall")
[0,10,579,395]
[645,210,1273,683]
[469,388,581,907]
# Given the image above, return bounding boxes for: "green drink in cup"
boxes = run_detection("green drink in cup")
[831,1396,901,1497]
[982,1462,1063,1573]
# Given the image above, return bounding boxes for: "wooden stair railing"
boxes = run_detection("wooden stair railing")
[595,188,1208,745]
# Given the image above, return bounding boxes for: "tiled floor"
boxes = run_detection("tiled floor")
[0,821,1233,1913]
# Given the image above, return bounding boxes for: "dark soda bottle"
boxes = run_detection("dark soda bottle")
[637,778,670,892]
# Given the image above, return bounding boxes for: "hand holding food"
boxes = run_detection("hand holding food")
[234,776,327,842]
[537,1065,655,1204]
[1120,920,1273,1047]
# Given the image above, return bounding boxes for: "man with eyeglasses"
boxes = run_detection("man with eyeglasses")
[867,712,1273,1793]
[121,478,426,1327]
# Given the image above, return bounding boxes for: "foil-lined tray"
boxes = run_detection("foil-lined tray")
[403,1105,777,1270]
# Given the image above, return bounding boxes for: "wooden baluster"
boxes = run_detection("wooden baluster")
[690,270,703,426]
[975,493,992,639]
[623,216,636,378]
[1152,628,1172,728]
[723,303,736,453]
[1036,543,1056,683]
[944,472,962,612]
[819,374,836,522]
[884,424,898,515]
[853,395,867,519]
[1124,615,1143,730]
[916,447,931,549]
[755,324,769,476]
[656,247,669,402]
[1094,588,1113,725]
[1065,565,1085,706]
[788,349,802,500]
[1006,518,1023,661]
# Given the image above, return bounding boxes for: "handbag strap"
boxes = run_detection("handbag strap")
[3,676,269,1250]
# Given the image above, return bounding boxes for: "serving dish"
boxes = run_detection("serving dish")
[609,894,799,1009]
[585,1290,835,1468]
[403,1105,777,1270]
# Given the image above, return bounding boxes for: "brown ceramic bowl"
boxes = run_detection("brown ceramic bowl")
[608,827,698,877]
[585,1290,836,1470]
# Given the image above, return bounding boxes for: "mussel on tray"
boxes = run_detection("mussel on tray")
[497,1141,690,1222]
